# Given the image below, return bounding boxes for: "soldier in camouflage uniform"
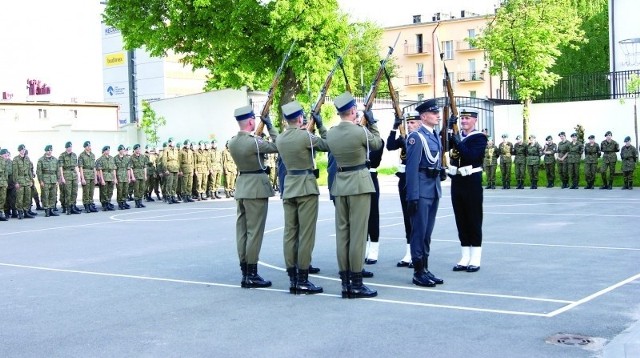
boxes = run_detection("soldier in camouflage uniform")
[0,149,9,221]
[114,145,132,210]
[175,141,185,201]
[513,135,527,189]
[222,141,237,198]
[96,146,117,211]
[145,145,160,202]
[126,147,135,201]
[526,135,542,189]
[78,141,98,213]
[130,144,148,208]
[557,132,570,188]
[498,134,513,189]
[162,139,180,204]
[194,141,209,201]
[4,149,17,218]
[59,142,81,215]
[36,145,60,217]
[208,140,223,199]
[600,131,619,190]
[157,144,166,201]
[12,144,35,219]
[620,136,638,190]
[179,140,195,202]
[483,137,497,189]
[583,135,600,189]
[567,133,584,189]
[542,135,557,187]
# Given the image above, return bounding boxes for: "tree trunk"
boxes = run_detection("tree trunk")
[522,98,531,142]
[277,68,302,129]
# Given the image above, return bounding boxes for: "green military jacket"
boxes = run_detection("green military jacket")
[162,147,180,172]
[130,153,147,179]
[0,158,8,187]
[567,141,584,163]
[513,143,527,164]
[228,127,279,199]
[96,155,116,182]
[12,155,33,186]
[210,148,223,171]
[542,142,557,164]
[146,152,158,177]
[600,139,620,164]
[195,150,208,174]
[222,148,236,172]
[156,151,165,174]
[276,125,330,199]
[498,141,513,164]
[526,142,542,165]
[179,148,195,173]
[326,121,382,196]
[620,144,638,171]
[584,142,600,164]
[78,150,96,180]
[37,155,59,184]
[483,143,498,167]
[557,139,570,162]
[58,151,78,179]
[114,155,131,181]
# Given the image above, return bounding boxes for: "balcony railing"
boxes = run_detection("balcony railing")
[404,43,431,56]
[405,75,433,86]
[456,40,481,51]
[457,71,485,82]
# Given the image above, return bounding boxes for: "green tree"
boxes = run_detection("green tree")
[140,101,166,146]
[103,0,383,124]
[472,0,586,140]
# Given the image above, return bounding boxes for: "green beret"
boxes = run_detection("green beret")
[133,144,141,150]
[118,144,125,151]
[501,134,508,138]
[515,135,522,141]
[625,136,631,142]
[144,144,149,150]
[18,144,26,151]
[571,133,577,138]
[168,137,174,142]
[102,145,110,152]
[83,141,91,148]
[211,139,217,144]
[183,139,190,146]
[0,149,8,155]
[44,145,53,151]
[546,135,552,141]
[588,135,595,140]
[162,142,168,148]
[65,141,72,149]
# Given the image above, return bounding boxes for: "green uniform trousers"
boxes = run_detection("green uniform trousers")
[100,181,114,204]
[335,193,371,273]
[62,172,78,206]
[569,163,580,184]
[82,179,95,204]
[116,181,129,203]
[236,198,269,265]
[485,165,496,183]
[283,194,319,269]
[225,171,236,192]
[208,170,221,192]
[16,184,32,210]
[147,175,159,196]
[601,161,616,183]
[557,160,569,182]
[0,186,6,211]
[181,171,193,195]
[500,159,511,185]
[584,163,597,184]
[515,163,526,181]
[41,183,57,209]
[59,182,66,208]
[195,172,206,194]
[133,179,145,200]
[545,163,556,184]
[527,164,539,181]
[165,172,178,196]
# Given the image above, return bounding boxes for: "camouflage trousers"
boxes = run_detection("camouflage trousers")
[527,164,539,181]
[195,171,207,194]
[62,172,78,207]
[545,163,555,184]
[82,179,96,205]
[515,163,526,181]
[41,182,58,209]
[569,162,580,184]
[208,170,221,192]
[0,185,6,211]
[500,160,511,185]
[132,178,145,200]
[584,163,598,184]
[99,181,114,204]
[16,184,32,210]
[557,160,569,182]
[116,181,129,203]
[601,161,617,183]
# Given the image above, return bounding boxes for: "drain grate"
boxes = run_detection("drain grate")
[546,333,595,347]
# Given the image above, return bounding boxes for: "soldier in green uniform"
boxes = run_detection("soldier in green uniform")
[175,141,185,201]
[620,136,638,189]
[557,132,570,188]
[498,134,513,189]
[0,149,10,221]
[583,135,600,189]
[156,144,166,201]
[36,145,60,217]
[162,138,180,204]
[4,149,18,219]
[179,140,195,202]
[327,92,382,299]
[114,145,132,210]
[129,144,148,208]
[58,142,81,215]
[208,140,223,199]
[600,131,619,190]
[12,144,35,219]
[24,150,40,216]
[125,147,135,201]
[513,135,526,189]
[78,141,98,213]
[483,137,497,189]
[526,135,542,189]
[194,141,209,201]
[228,105,279,288]
[567,133,584,189]
[144,145,158,202]
[276,101,330,295]
[266,151,278,191]
[222,141,237,198]
[542,135,557,187]
[96,146,117,211]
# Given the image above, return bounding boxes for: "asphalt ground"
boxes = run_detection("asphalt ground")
[1,177,639,357]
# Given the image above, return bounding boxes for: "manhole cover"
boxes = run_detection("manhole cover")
[547,333,594,346]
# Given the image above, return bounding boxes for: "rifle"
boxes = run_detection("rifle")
[307,42,351,133]
[439,43,459,168]
[383,67,406,138]
[360,32,401,127]
[255,41,296,137]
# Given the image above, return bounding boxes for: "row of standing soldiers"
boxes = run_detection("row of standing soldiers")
[483,131,638,190]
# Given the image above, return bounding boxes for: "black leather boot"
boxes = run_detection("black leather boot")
[84,204,91,213]
[424,257,443,284]
[28,206,38,216]
[295,269,323,295]
[608,179,614,190]
[240,262,248,287]
[23,210,35,219]
[361,268,374,278]
[90,203,98,212]
[349,271,377,299]
[102,202,109,211]
[18,210,24,220]
[62,205,67,214]
[118,202,125,210]
[286,267,297,294]
[49,208,59,217]
[308,265,320,274]
[243,264,271,288]
[412,260,435,287]
[69,205,80,214]
[138,199,145,208]
[73,204,82,213]
[3,210,10,220]
[339,271,350,298]
[200,193,208,201]
[45,208,50,217]
[0,211,7,221]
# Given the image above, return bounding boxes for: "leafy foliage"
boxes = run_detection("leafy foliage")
[140,101,167,146]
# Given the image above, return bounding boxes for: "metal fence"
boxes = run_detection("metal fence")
[498,70,640,103]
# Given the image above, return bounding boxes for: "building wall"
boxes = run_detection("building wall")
[382,13,499,103]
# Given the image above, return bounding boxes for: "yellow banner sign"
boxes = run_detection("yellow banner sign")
[105,52,126,67]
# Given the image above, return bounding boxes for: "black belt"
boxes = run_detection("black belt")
[287,169,314,175]
[338,163,367,172]
[419,167,440,177]
[239,169,266,175]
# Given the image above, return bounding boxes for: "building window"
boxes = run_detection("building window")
[38,109,47,119]
[470,90,477,98]
[416,34,423,53]
[417,63,424,83]
[469,59,477,80]
[417,93,424,101]
[442,40,453,60]
[467,29,476,49]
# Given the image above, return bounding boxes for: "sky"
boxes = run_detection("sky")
[0,0,499,102]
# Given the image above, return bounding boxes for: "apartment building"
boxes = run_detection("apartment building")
[382,11,500,102]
